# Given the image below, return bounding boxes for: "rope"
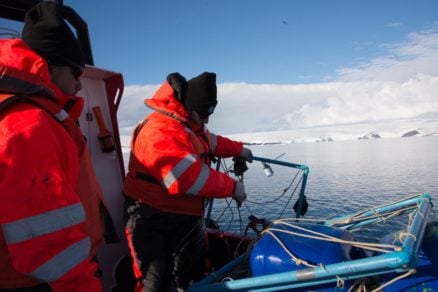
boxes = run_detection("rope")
[274,220,399,252]
[278,217,328,223]
[261,223,416,291]
[397,232,417,244]
[348,278,374,292]
[246,170,302,205]
[336,275,345,288]
[262,229,317,268]
[214,158,305,234]
[329,206,417,228]
[214,198,235,231]
[338,194,422,221]
[277,204,418,229]
[211,159,426,288]
[262,224,417,291]
[371,269,416,292]
[233,237,250,259]
[264,222,400,253]
[279,174,303,218]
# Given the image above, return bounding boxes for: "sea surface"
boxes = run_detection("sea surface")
[122,135,438,241]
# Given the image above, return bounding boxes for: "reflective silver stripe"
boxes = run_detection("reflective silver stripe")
[184,127,193,134]
[186,164,210,196]
[54,109,69,122]
[163,154,196,188]
[30,237,90,282]
[210,133,217,152]
[2,203,86,244]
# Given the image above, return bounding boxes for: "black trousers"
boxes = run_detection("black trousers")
[125,198,206,292]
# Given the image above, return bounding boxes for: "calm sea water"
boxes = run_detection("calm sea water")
[122,136,438,240]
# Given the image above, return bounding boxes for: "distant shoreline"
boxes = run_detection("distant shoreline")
[120,131,437,152]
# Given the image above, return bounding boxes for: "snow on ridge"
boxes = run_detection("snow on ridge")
[225,119,438,145]
[120,119,438,149]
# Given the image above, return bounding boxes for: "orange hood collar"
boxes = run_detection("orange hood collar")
[144,81,190,123]
[0,39,84,120]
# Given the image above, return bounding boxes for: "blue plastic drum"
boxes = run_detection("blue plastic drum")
[250,222,366,276]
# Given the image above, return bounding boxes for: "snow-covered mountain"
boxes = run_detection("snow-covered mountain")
[120,117,438,150]
[225,117,438,145]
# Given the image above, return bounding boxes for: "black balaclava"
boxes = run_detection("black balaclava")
[185,72,217,117]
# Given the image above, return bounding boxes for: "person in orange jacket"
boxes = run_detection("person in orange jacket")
[0,2,116,291]
[123,72,253,291]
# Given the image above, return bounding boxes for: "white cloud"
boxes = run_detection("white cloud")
[117,84,158,135]
[118,29,438,138]
[337,30,438,82]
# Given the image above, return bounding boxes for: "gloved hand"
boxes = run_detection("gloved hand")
[233,156,248,176]
[233,181,247,208]
[240,147,253,162]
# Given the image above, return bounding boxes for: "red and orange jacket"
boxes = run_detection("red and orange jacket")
[0,39,106,291]
[123,81,244,216]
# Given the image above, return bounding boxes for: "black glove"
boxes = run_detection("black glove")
[233,156,248,176]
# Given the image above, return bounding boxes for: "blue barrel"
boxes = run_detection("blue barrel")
[250,223,366,276]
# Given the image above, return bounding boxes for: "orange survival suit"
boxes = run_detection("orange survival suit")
[123,77,245,290]
[123,80,244,216]
[0,39,116,291]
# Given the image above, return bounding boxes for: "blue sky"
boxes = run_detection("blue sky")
[69,0,438,85]
[1,1,438,138]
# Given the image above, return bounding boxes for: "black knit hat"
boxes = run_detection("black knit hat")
[22,2,85,73]
[185,72,217,117]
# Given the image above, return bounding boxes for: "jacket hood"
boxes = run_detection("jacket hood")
[144,81,190,123]
[0,39,83,120]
